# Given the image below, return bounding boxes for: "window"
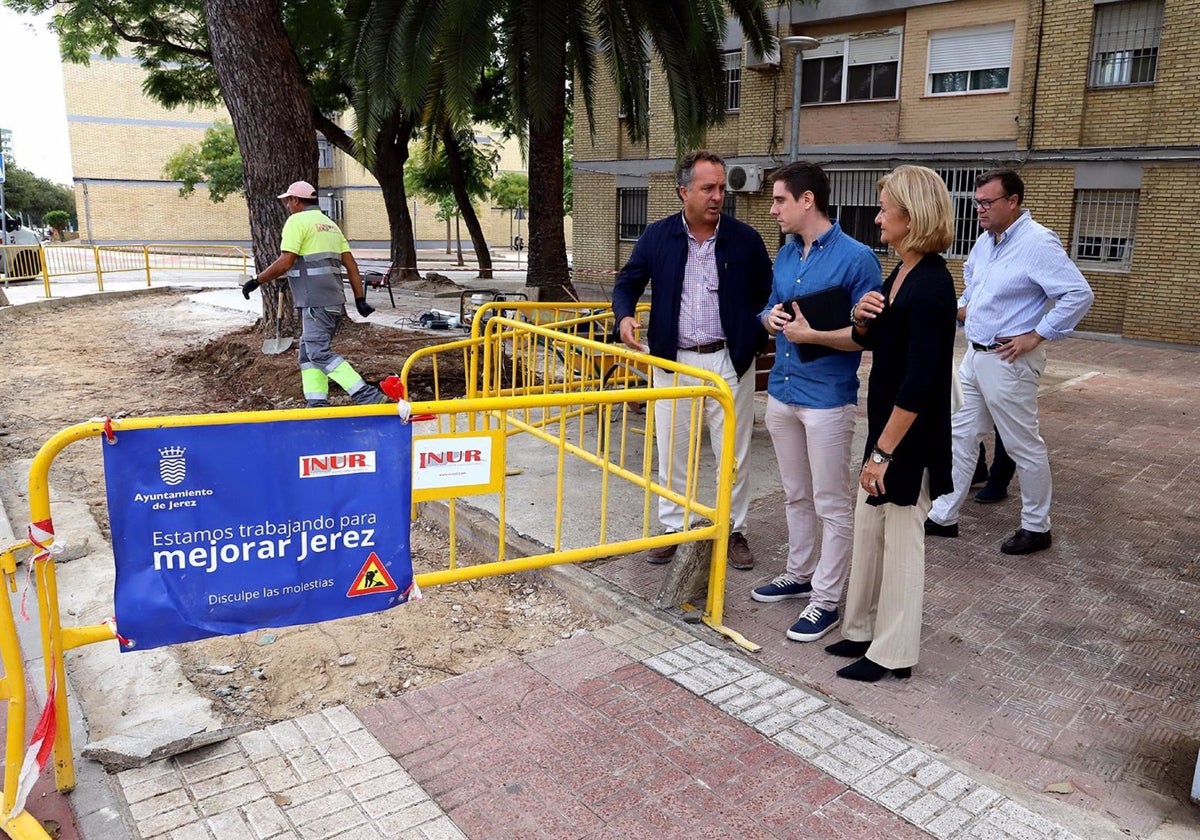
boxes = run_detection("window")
[934,167,991,258]
[317,137,333,169]
[827,169,890,254]
[618,63,652,120]
[800,31,901,105]
[319,190,344,222]
[927,24,1013,94]
[1089,0,1163,87]
[723,50,742,112]
[1072,189,1138,269]
[617,188,648,241]
[722,192,737,219]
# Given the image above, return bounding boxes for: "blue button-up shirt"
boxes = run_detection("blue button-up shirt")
[761,221,882,409]
[960,211,1094,344]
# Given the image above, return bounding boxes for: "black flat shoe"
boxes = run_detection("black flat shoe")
[825,639,871,658]
[836,656,912,682]
[1000,528,1052,555]
[924,518,959,538]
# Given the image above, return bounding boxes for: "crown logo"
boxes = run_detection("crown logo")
[158,446,187,486]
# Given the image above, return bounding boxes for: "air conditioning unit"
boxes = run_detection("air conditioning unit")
[744,43,780,71]
[727,164,763,193]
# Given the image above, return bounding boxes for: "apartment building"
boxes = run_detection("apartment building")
[573,0,1198,345]
[61,52,565,253]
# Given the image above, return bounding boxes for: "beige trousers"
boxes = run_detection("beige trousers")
[841,472,931,669]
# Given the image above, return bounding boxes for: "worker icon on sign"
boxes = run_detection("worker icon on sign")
[363,569,385,588]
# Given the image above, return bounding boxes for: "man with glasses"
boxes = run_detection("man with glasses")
[924,169,1093,555]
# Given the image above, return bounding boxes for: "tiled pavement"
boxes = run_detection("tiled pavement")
[590,335,1200,838]
[359,620,1086,840]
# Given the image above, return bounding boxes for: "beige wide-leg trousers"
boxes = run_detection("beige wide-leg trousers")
[841,472,931,670]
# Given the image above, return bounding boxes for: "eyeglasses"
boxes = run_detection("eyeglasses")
[973,195,1011,211]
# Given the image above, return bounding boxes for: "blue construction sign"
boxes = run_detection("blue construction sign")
[102,416,414,651]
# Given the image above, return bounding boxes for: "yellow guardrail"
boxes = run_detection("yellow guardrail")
[3,243,252,298]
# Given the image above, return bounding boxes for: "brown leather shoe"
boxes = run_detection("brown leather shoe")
[646,542,677,564]
[728,532,754,570]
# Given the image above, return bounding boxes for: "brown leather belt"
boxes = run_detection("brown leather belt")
[679,340,726,354]
[971,342,1003,352]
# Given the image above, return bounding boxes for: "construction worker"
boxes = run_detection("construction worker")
[242,180,387,407]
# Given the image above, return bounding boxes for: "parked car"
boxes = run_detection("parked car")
[2,215,43,279]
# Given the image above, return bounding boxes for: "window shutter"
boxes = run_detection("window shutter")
[848,33,901,66]
[1093,0,1163,53]
[804,39,846,61]
[928,24,1014,73]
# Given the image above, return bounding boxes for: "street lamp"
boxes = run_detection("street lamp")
[780,35,820,164]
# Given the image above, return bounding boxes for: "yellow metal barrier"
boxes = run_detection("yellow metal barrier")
[8,243,252,298]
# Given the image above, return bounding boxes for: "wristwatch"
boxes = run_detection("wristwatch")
[849,304,866,328]
[870,446,893,464]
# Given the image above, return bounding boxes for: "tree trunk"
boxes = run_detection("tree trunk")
[203,0,312,335]
[441,125,493,279]
[373,111,420,281]
[527,72,576,302]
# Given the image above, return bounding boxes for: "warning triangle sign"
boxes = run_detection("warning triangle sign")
[347,552,399,597]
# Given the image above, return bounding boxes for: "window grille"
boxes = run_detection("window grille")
[933,167,990,258]
[927,24,1013,94]
[1072,189,1138,269]
[617,188,648,241]
[317,137,334,169]
[827,169,890,253]
[722,192,737,219]
[1089,0,1162,87]
[801,31,901,105]
[723,51,742,112]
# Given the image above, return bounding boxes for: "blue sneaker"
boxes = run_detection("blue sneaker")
[786,604,840,642]
[750,574,812,603]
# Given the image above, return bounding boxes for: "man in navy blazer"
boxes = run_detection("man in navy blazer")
[612,150,772,570]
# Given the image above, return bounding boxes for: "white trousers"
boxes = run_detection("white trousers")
[652,350,755,534]
[928,346,1052,533]
[763,397,856,611]
[842,473,931,669]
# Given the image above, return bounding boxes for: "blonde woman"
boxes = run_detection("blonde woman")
[826,165,957,682]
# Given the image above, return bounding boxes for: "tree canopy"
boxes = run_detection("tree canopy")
[162,121,244,202]
[1,162,76,223]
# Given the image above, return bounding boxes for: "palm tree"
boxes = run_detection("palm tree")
[344,0,774,300]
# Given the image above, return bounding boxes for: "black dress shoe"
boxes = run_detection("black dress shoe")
[1000,528,1052,555]
[924,518,959,538]
[973,483,1009,504]
[825,639,871,658]
[836,656,912,682]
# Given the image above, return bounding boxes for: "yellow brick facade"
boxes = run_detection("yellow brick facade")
[573,0,1200,346]
[61,54,561,252]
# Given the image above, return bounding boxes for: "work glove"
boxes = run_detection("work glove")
[241,276,260,300]
[355,297,375,318]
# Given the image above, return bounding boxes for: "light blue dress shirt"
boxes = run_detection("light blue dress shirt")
[959,211,1094,345]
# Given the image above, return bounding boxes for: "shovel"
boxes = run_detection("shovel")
[262,284,294,355]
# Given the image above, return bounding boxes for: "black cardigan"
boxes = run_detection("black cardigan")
[852,252,957,507]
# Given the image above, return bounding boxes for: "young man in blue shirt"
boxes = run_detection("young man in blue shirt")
[753,162,882,642]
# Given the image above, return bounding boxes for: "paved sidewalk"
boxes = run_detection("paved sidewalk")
[108,617,1092,840]
[590,335,1200,839]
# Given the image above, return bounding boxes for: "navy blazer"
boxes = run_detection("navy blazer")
[612,213,772,377]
